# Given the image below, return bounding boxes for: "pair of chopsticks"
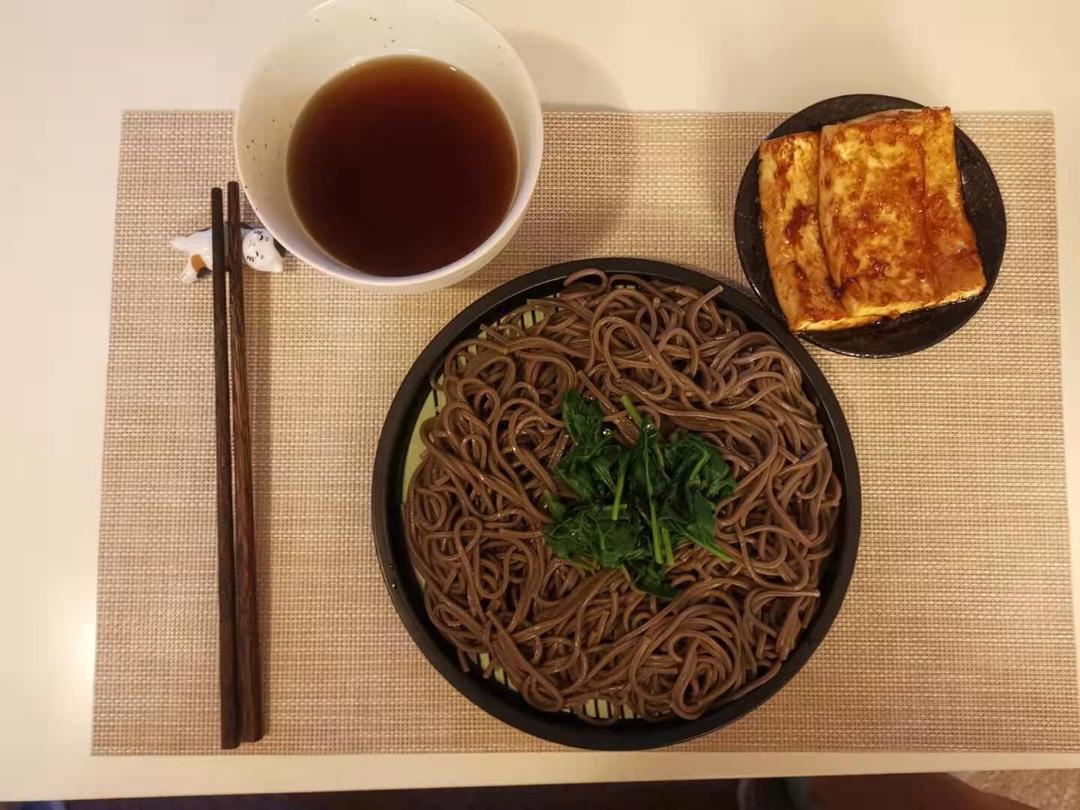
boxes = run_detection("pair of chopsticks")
[211,182,263,748]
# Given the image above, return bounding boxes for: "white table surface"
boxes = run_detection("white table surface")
[2,0,1079,801]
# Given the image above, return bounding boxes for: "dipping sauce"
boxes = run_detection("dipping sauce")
[287,55,518,277]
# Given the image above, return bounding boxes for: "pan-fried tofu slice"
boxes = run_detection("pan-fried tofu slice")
[818,107,985,321]
[758,132,875,331]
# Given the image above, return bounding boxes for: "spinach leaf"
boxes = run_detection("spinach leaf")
[661,431,735,562]
[665,431,736,501]
[554,391,620,501]
[620,395,669,564]
[678,489,734,562]
[542,490,567,521]
[542,391,738,598]
[544,501,645,570]
[626,559,679,600]
[561,390,604,446]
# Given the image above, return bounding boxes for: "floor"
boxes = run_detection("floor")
[4,770,1079,810]
[961,770,1080,809]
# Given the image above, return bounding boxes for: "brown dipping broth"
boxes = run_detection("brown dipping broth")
[286,55,518,278]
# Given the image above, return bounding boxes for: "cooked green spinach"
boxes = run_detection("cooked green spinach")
[542,392,736,598]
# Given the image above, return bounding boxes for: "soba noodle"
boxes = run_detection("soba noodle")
[404,270,840,722]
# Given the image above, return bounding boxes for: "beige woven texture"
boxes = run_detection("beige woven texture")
[94,110,1076,754]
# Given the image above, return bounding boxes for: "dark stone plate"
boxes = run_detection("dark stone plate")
[733,94,1006,358]
[373,258,860,750]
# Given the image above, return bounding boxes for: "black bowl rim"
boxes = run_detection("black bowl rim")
[371,257,861,750]
[733,93,1007,358]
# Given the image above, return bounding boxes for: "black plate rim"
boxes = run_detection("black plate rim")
[734,93,1007,358]
[371,257,861,750]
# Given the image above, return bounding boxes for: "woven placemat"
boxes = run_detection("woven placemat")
[93,110,1077,754]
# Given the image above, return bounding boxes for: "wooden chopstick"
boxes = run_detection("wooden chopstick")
[226,181,264,742]
[211,187,240,750]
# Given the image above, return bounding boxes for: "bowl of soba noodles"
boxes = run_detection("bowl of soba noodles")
[372,257,860,749]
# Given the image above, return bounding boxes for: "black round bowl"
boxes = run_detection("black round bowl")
[734,94,1007,358]
[371,257,861,749]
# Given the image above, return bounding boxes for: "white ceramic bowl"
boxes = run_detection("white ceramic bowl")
[235,0,542,292]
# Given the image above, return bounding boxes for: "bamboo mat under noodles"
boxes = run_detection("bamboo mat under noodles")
[92,110,1078,754]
